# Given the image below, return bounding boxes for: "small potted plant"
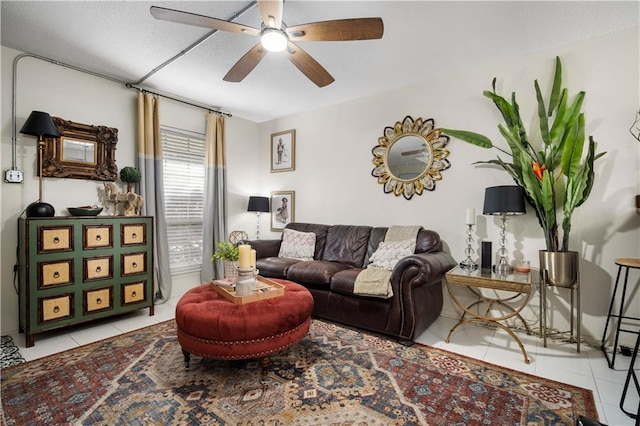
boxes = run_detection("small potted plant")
[120,166,141,193]
[211,241,239,279]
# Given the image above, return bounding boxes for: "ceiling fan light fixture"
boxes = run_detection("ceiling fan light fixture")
[261,28,288,52]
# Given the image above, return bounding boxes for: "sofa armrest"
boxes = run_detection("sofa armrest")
[390,251,457,341]
[246,239,281,259]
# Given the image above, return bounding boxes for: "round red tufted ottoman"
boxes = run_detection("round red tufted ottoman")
[175,279,313,369]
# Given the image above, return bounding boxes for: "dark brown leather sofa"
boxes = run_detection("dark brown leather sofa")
[248,223,457,343]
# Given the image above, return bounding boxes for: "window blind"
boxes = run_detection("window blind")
[161,126,206,271]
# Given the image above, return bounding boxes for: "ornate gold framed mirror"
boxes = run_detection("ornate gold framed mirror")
[42,117,118,181]
[371,116,450,200]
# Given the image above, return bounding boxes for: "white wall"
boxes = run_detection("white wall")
[255,28,640,344]
[0,46,259,334]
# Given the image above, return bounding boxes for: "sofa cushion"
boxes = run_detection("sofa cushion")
[321,225,372,268]
[287,260,352,286]
[256,257,301,279]
[368,239,415,270]
[329,269,361,296]
[278,228,316,261]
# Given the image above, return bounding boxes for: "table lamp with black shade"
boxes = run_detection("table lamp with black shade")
[20,111,59,217]
[247,196,270,239]
[483,185,525,274]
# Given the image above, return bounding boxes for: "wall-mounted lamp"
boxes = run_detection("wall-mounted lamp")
[483,185,526,274]
[20,111,59,217]
[247,196,270,239]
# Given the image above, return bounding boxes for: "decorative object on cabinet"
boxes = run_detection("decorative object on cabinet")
[482,185,525,274]
[119,166,141,192]
[18,216,155,347]
[42,117,118,181]
[247,196,270,239]
[270,190,294,231]
[371,116,450,200]
[103,182,144,216]
[270,129,295,172]
[67,206,104,216]
[20,111,60,218]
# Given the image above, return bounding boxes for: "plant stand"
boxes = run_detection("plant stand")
[539,251,581,352]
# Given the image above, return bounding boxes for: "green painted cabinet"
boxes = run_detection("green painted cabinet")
[18,216,155,347]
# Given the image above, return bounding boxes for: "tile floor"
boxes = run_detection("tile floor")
[6,290,639,426]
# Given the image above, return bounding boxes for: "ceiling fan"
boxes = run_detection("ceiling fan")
[150,0,384,87]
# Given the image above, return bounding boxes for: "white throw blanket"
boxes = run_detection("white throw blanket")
[353,226,421,298]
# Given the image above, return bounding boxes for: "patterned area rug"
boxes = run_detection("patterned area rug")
[1,319,597,425]
[0,336,25,368]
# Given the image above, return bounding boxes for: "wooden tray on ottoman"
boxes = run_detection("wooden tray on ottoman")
[210,276,285,305]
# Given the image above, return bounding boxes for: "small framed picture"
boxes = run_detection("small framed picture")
[271,190,295,231]
[270,129,295,173]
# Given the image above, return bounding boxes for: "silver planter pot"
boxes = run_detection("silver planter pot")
[539,250,580,288]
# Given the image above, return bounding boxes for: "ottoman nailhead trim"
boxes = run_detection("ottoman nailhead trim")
[182,334,306,361]
[177,321,309,361]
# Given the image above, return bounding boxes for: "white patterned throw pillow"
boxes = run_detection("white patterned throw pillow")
[368,239,415,270]
[278,229,316,261]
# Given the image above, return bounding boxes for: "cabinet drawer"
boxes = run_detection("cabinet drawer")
[122,252,146,276]
[84,256,113,281]
[84,287,113,314]
[39,259,74,288]
[39,294,74,324]
[121,223,146,246]
[39,226,73,253]
[122,282,146,305]
[83,225,113,249]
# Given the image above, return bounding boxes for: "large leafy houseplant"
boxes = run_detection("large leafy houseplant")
[442,57,605,253]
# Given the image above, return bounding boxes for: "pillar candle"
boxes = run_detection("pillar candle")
[250,249,257,269]
[238,244,251,268]
[465,208,476,225]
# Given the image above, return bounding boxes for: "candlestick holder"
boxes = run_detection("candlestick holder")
[459,224,477,271]
[236,266,257,296]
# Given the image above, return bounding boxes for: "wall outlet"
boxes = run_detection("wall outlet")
[5,169,24,183]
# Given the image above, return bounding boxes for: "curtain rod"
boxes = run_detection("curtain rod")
[126,84,231,117]
[10,52,233,170]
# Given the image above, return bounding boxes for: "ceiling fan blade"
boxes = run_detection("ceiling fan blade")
[257,0,283,29]
[150,6,260,36]
[223,43,268,83]
[287,18,384,42]
[285,41,334,88]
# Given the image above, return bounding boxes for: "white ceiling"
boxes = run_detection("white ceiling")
[1,1,638,123]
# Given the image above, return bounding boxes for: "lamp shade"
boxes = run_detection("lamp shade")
[483,185,526,216]
[20,111,59,138]
[247,196,269,213]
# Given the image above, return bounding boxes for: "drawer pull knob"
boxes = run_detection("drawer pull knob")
[53,237,60,244]
[131,291,137,297]
[53,271,60,278]
[96,266,102,272]
[96,235,102,241]
[53,306,60,313]
[96,298,102,305]
[132,233,137,239]
[132,262,138,268]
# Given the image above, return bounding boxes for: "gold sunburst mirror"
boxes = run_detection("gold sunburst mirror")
[371,116,451,200]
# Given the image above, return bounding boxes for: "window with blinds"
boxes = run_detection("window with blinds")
[161,126,205,272]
